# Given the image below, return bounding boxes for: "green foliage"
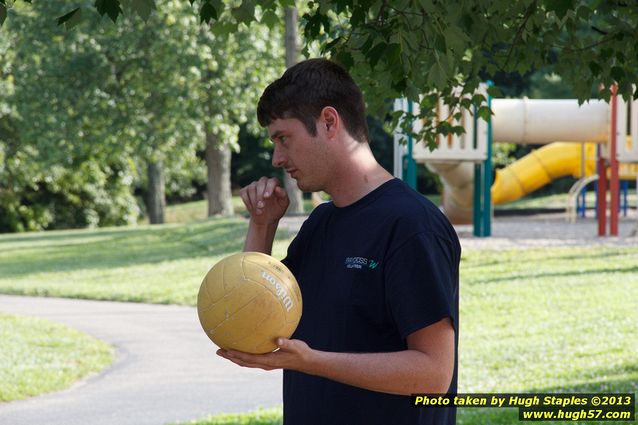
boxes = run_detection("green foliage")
[4,0,637,228]
[492,143,518,169]
[0,0,281,232]
[170,407,283,425]
[6,0,635,150]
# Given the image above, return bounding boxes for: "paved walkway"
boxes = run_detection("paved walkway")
[0,296,281,425]
[454,213,638,249]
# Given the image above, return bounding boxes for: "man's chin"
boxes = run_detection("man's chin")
[296,180,320,193]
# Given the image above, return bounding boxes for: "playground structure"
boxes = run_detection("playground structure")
[394,87,638,237]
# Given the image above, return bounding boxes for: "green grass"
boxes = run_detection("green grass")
[0,313,113,402]
[1,201,636,423]
[0,218,294,304]
[147,197,316,225]
[456,247,638,424]
[170,407,282,425]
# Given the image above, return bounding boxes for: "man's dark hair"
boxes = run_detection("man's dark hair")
[257,58,369,143]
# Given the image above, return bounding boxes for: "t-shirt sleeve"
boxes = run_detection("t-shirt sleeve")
[281,234,301,276]
[281,202,331,277]
[384,231,459,340]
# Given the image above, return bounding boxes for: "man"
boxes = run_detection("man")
[217,58,460,425]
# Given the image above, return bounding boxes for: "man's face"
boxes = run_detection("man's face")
[267,117,330,192]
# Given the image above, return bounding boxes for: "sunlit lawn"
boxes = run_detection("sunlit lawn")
[0,313,113,402]
[0,217,292,305]
[0,200,636,423]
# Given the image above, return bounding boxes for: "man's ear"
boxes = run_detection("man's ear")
[320,107,339,138]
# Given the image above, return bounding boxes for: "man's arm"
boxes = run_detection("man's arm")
[240,177,289,254]
[217,317,455,396]
[244,221,279,254]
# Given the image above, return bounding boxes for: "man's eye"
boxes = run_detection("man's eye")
[279,136,287,144]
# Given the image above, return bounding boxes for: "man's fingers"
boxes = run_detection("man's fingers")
[249,181,262,214]
[274,185,288,199]
[263,178,280,199]
[239,186,254,212]
[219,349,280,370]
[255,177,268,200]
[240,177,287,218]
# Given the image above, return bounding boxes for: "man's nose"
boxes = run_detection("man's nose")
[272,144,286,168]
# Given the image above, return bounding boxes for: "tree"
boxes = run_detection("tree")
[1,1,141,231]
[3,0,637,149]
[1,0,205,228]
[283,5,304,215]
[193,20,282,217]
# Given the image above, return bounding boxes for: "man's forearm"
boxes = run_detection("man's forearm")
[302,349,453,396]
[243,220,279,254]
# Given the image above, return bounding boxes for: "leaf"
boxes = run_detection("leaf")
[351,5,366,26]
[94,0,123,23]
[588,61,602,76]
[0,5,6,27]
[610,66,624,82]
[323,36,342,53]
[200,1,218,23]
[443,25,468,53]
[131,0,155,21]
[477,105,492,121]
[210,20,237,36]
[428,60,446,89]
[260,9,279,28]
[57,7,82,30]
[544,0,574,19]
[486,86,502,98]
[334,50,354,69]
[231,0,255,24]
[367,42,387,69]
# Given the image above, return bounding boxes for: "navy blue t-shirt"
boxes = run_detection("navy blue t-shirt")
[281,178,460,425]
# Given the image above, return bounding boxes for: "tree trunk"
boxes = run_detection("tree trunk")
[146,160,166,224]
[284,6,304,215]
[206,130,234,217]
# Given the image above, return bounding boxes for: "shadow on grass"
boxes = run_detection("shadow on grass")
[481,265,638,285]
[461,248,633,271]
[0,218,292,279]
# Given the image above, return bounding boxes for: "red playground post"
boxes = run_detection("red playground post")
[597,144,607,237]
[609,86,620,236]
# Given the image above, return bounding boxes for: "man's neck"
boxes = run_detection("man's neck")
[327,159,394,208]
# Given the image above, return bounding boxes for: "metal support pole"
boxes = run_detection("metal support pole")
[482,87,493,236]
[404,101,417,190]
[621,180,628,217]
[610,86,620,236]
[597,145,607,236]
[472,107,483,236]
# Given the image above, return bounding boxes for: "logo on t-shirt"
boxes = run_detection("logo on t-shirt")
[344,257,379,270]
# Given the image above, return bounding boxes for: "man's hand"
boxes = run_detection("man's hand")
[240,177,289,225]
[216,318,455,395]
[216,338,313,372]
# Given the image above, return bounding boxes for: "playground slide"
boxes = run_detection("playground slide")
[491,142,597,205]
[428,142,597,223]
[434,141,638,222]
[426,161,474,224]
